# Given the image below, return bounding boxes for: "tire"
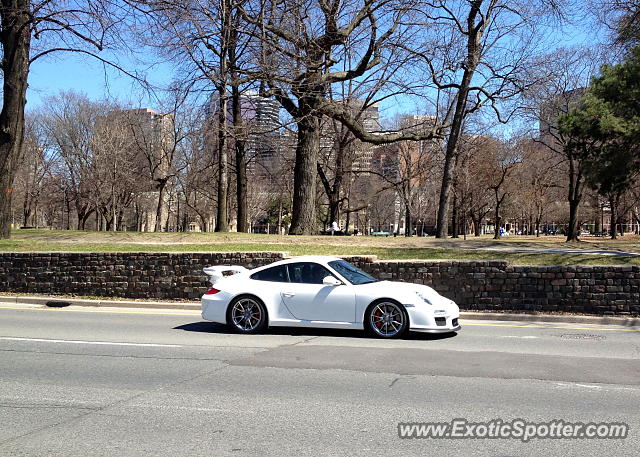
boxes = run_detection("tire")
[365,299,409,338]
[226,295,268,334]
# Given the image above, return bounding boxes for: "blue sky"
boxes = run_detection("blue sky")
[26,8,605,122]
[27,50,174,110]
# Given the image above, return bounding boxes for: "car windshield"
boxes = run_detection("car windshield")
[328,260,378,285]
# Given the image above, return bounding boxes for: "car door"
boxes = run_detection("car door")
[281,262,356,322]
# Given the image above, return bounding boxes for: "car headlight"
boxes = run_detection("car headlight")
[414,291,433,305]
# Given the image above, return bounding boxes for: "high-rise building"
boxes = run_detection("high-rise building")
[319,100,381,174]
[105,108,175,231]
[539,88,585,140]
[206,92,282,171]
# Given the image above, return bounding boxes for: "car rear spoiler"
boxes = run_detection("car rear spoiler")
[203,265,248,285]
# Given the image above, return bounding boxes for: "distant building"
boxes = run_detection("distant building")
[319,100,381,174]
[371,114,438,184]
[538,88,586,140]
[206,92,282,169]
[105,108,175,231]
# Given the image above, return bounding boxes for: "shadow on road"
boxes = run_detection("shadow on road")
[173,321,457,341]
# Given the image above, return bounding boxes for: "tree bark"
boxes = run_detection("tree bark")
[317,162,341,229]
[404,204,412,237]
[231,86,248,233]
[471,214,482,236]
[154,179,167,232]
[435,3,484,239]
[493,203,501,240]
[78,208,93,231]
[566,158,583,242]
[0,0,31,239]
[215,91,229,232]
[567,198,581,241]
[451,193,459,238]
[609,193,618,240]
[289,113,321,235]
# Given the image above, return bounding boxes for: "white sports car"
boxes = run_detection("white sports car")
[201,256,460,338]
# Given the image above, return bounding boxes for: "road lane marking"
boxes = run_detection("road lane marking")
[464,322,640,332]
[552,382,634,391]
[0,337,182,348]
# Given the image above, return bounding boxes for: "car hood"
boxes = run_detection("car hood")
[354,280,454,305]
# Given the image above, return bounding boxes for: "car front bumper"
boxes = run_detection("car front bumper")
[411,324,461,333]
[406,304,460,333]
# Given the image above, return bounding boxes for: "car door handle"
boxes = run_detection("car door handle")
[283,291,295,297]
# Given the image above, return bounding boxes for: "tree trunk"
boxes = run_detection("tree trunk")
[435,54,480,237]
[277,197,283,235]
[199,213,208,233]
[595,204,602,233]
[567,198,581,241]
[471,214,482,237]
[78,208,93,231]
[318,162,341,229]
[451,193,459,238]
[64,190,71,230]
[566,158,582,242]
[154,179,167,232]
[0,0,31,239]
[22,192,31,226]
[215,91,229,232]
[404,201,412,237]
[344,209,350,235]
[289,114,321,235]
[229,21,247,233]
[234,113,248,232]
[493,203,501,240]
[609,194,618,240]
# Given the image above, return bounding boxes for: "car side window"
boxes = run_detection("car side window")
[287,262,334,285]
[250,265,289,282]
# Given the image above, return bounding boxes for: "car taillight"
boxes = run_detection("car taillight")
[204,287,220,295]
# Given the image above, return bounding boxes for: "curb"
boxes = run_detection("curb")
[459,311,640,326]
[1,295,200,311]
[2,295,639,327]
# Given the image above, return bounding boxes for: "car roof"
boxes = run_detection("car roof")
[252,255,342,271]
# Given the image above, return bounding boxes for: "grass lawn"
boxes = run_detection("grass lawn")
[1,229,638,266]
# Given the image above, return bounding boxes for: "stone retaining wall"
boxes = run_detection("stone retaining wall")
[0,252,284,300]
[343,257,639,316]
[0,252,638,315]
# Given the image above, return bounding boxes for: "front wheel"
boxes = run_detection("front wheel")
[365,300,408,338]
[227,295,267,334]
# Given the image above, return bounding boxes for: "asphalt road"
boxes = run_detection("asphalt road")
[0,303,638,457]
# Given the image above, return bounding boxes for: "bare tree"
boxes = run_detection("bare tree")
[14,114,52,227]
[119,91,190,232]
[523,47,602,241]
[409,0,566,238]
[456,134,493,236]
[243,0,449,235]
[515,140,564,236]
[128,0,259,232]
[0,1,134,238]
[485,138,519,239]
[43,92,103,230]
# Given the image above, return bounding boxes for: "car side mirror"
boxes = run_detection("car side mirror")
[323,276,342,286]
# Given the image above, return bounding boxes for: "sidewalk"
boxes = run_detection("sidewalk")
[2,294,639,327]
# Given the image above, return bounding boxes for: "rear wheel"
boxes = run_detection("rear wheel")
[227,295,267,334]
[365,300,408,338]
